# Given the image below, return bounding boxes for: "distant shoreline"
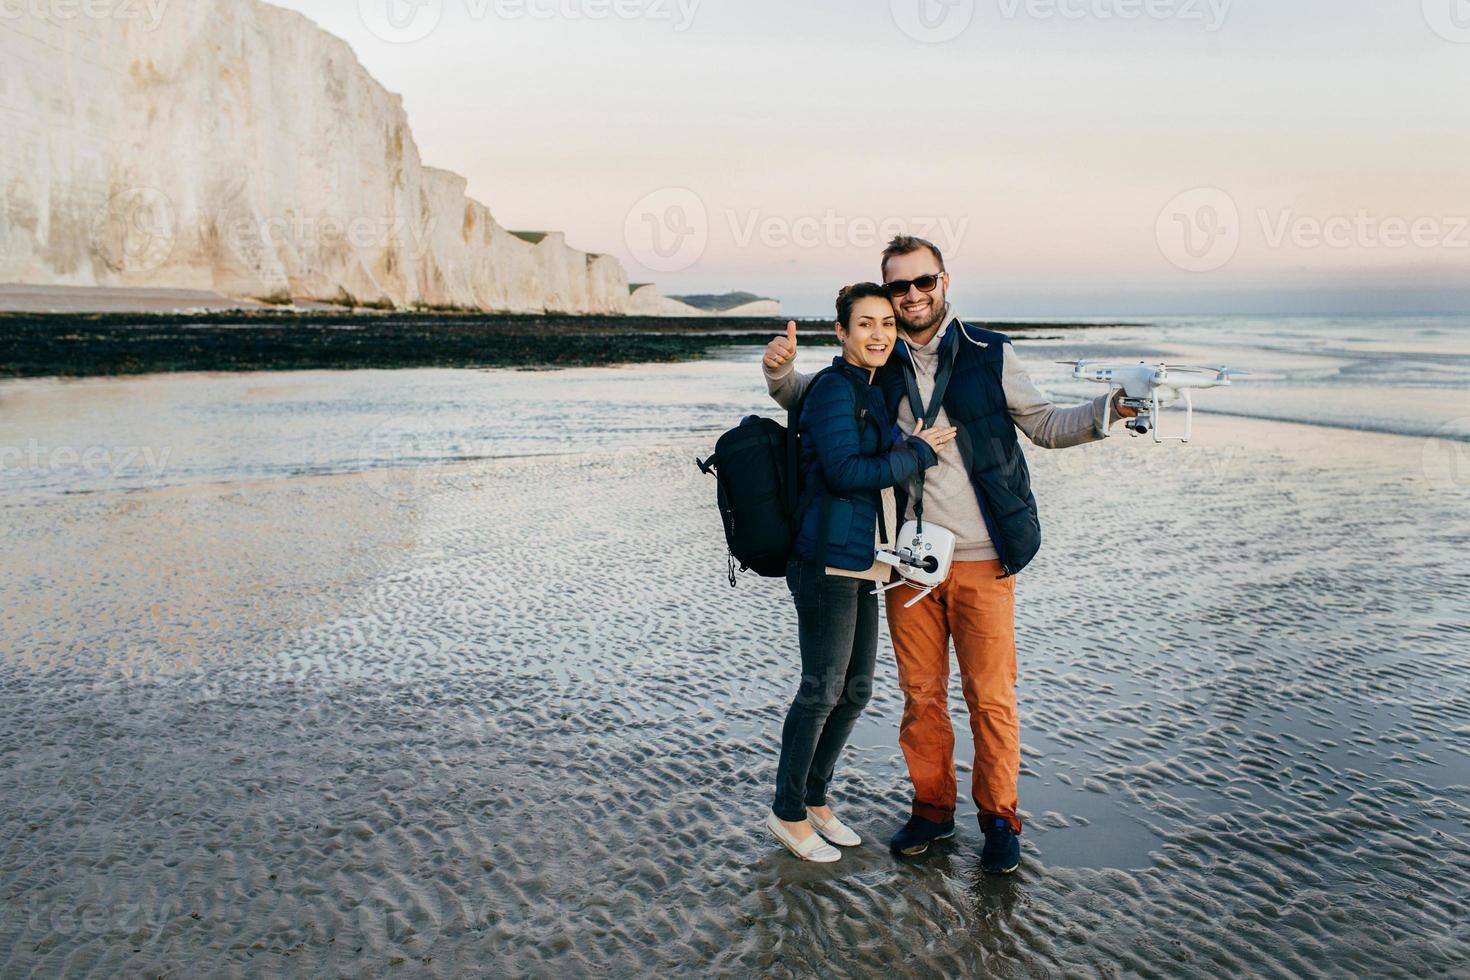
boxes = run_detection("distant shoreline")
[0,310,1146,378]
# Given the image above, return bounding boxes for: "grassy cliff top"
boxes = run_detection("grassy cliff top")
[667,292,777,311]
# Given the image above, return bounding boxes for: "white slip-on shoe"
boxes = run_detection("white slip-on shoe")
[766,812,841,863]
[807,808,862,847]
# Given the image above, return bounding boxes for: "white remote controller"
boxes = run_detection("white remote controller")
[873,520,956,606]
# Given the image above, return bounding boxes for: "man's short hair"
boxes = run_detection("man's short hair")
[881,235,945,280]
[835,282,891,329]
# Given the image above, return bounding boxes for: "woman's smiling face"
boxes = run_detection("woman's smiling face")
[838,295,898,371]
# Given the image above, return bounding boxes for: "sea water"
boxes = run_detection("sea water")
[1,315,1465,498]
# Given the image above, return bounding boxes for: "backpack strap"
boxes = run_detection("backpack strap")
[789,366,869,569]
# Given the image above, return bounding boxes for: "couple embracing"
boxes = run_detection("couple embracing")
[763,235,1134,873]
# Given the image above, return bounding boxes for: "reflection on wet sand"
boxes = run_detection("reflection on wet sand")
[1,470,426,674]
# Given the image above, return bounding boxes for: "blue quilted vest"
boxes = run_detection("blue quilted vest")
[878,321,1041,576]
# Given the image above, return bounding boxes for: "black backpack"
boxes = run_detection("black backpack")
[696,367,865,586]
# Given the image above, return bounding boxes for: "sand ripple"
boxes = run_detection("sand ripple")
[1,418,1467,976]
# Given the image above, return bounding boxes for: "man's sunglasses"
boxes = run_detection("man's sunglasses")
[882,273,944,298]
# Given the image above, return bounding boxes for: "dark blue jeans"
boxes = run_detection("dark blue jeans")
[772,559,878,822]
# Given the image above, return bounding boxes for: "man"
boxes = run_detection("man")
[762,236,1135,873]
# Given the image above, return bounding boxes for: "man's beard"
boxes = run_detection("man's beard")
[898,298,946,335]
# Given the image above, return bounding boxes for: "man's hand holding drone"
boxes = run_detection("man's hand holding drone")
[1112,390,1139,419]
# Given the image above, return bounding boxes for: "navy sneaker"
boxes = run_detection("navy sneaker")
[980,816,1021,874]
[889,814,956,856]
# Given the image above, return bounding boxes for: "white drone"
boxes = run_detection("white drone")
[1061,360,1249,443]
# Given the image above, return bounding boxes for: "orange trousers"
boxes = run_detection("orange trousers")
[886,558,1022,832]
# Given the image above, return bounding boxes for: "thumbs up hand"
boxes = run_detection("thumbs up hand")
[763,321,799,371]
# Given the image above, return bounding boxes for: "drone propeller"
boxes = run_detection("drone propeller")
[1162,363,1252,377]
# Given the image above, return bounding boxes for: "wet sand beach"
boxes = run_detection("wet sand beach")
[2,322,1468,976]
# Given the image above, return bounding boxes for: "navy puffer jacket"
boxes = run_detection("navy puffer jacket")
[791,358,938,571]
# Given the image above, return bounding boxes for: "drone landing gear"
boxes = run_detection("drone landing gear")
[872,578,936,609]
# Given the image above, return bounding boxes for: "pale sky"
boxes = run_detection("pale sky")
[269,0,1470,315]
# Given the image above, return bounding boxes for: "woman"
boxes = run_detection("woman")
[766,282,957,862]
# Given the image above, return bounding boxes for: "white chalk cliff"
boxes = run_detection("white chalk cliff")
[0,1,772,316]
